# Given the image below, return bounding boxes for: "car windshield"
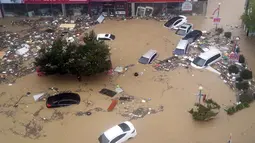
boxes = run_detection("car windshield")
[192,57,206,67]
[98,134,109,143]
[139,57,149,64]
[164,17,181,27]
[176,29,186,36]
[174,49,185,55]
[118,123,130,132]
[183,33,193,39]
[110,35,115,40]
[105,34,109,37]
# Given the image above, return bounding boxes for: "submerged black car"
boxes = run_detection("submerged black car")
[46,92,80,108]
[182,30,202,43]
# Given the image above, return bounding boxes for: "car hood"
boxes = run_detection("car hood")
[191,62,204,69]
[173,49,185,55]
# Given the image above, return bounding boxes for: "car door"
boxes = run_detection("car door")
[58,100,74,107]
[185,44,189,54]
[205,54,220,66]
[204,58,213,67]
[193,33,199,41]
[210,54,221,65]
[187,26,192,33]
[110,133,126,143]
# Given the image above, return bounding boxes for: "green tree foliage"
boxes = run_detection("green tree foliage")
[35,30,112,76]
[225,103,250,115]
[188,99,221,121]
[241,0,255,31]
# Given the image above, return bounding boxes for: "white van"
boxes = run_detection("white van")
[191,49,222,69]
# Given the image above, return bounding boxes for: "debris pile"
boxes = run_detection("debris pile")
[116,94,163,120]
[0,15,98,84]
[191,29,255,92]
[154,56,190,71]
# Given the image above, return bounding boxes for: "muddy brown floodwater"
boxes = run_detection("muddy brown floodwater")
[1,0,255,143]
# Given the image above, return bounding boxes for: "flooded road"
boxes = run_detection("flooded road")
[1,0,255,143]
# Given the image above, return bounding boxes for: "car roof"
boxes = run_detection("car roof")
[47,92,81,101]
[183,30,202,39]
[103,124,124,140]
[199,49,221,60]
[178,15,187,19]
[97,34,110,38]
[123,121,135,130]
[178,23,192,30]
[142,49,157,58]
[176,40,189,50]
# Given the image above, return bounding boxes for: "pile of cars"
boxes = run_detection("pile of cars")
[164,15,222,69]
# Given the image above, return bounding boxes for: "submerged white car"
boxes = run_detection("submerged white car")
[175,23,193,37]
[164,15,187,30]
[138,49,158,64]
[97,34,116,41]
[191,49,222,69]
[98,121,137,143]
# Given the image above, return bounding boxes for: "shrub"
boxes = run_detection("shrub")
[240,69,253,80]
[188,99,220,121]
[239,90,254,103]
[228,65,239,74]
[225,103,250,115]
[224,32,232,38]
[236,81,250,90]
[225,106,236,115]
[236,77,243,82]
[216,28,224,35]
[239,55,245,63]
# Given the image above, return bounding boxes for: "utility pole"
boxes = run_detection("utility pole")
[215,3,221,30]
[198,86,203,104]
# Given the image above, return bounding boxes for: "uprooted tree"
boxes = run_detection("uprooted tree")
[35,30,112,76]
[188,99,221,121]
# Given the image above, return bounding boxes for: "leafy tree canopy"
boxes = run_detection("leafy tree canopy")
[241,0,255,31]
[188,99,221,121]
[35,30,112,76]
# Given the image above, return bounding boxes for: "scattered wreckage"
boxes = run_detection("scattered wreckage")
[0,15,99,84]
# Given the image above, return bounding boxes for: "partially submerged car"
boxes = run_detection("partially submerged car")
[191,49,222,69]
[46,92,80,108]
[175,23,193,37]
[97,34,116,41]
[173,39,189,56]
[182,30,202,43]
[164,15,187,30]
[98,121,137,143]
[138,49,158,64]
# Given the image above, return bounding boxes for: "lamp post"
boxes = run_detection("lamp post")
[215,3,221,30]
[198,86,203,104]
[233,36,240,53]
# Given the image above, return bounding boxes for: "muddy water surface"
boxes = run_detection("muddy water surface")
[1,0,255,142]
